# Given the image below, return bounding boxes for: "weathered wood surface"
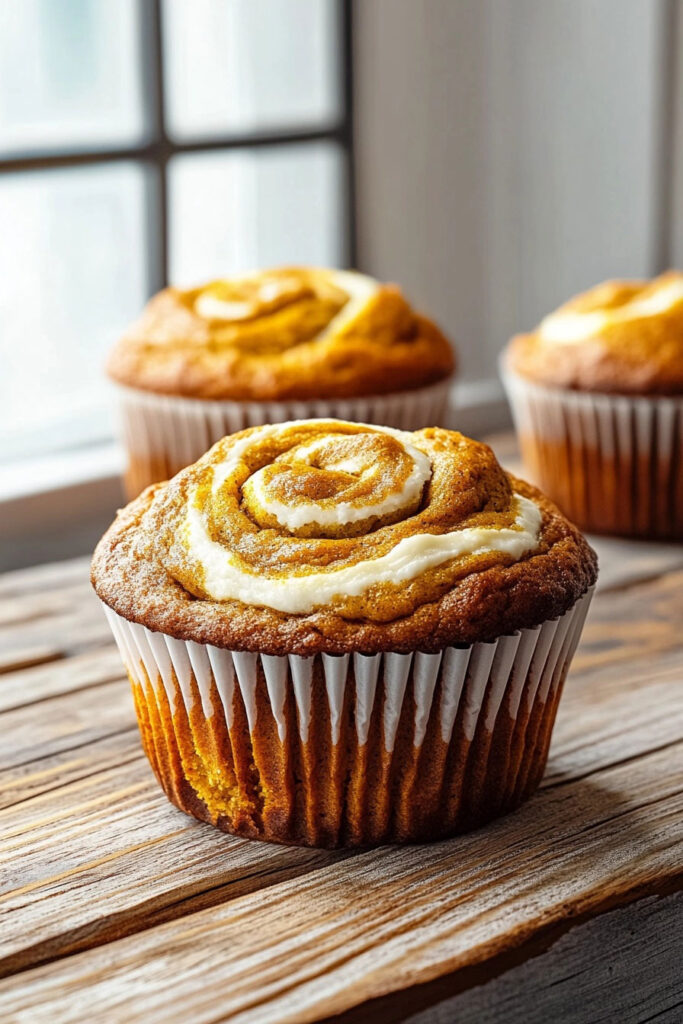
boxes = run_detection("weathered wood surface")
[404,892,683,1024]
[0,539,682,1021]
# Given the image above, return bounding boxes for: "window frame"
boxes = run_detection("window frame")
[0,0,356,566]
[0,0,356,294]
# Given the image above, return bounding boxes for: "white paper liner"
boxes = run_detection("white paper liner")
[114,378,453,497]
[101,587,593,845]
[501,363,683,538]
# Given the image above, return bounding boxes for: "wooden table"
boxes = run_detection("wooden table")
[1,532,682,1022]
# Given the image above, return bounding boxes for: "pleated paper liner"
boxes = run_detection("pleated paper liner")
[502,364,683,539]
[102,588,593,849]
[114,378,453,499]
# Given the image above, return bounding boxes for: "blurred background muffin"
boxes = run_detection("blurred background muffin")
[502,272,683,539]
[107,267,455,497]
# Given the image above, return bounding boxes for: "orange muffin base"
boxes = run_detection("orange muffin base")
[519,434,683,538]
[103,593,592,848]
[503,367,683,540]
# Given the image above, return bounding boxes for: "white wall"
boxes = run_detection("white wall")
[354,0,672,426]
[671,0,683,269]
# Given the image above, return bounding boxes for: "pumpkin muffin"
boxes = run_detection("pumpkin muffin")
[93,419,596,848]
[107,267,456,498]
[503,271,683,538]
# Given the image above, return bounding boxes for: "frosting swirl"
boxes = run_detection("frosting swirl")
[107,267,455,402]
[507,271,683,394]
[148,420,542,620]
[538,273,683,345]
[193,268,380,348]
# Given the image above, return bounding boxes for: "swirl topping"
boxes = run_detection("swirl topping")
[193,268,380,348]
[240,431,431,536]
[507,271,683,394]
[107,268,455,402]
[539,272,683,345]
[148,421,542,620]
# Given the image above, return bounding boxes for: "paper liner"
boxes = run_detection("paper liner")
[114,379,453,499]
[102,588,592,848]
[502,365,683,539]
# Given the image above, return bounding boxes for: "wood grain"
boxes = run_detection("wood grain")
[403,893,683,1024]
[0,537,681,1022]
[2,744,681,1023]
[0,557,88,597]
[0,645,125,714]
[0,564,110,665]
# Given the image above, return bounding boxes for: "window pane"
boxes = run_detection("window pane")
[163,0,340,139]
[0,0,146,155]
[0,164,150,458]
[168,142,345,284]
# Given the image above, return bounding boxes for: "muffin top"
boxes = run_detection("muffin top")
[106,267,455,402]
[506,271,683,394]
[92,419,596,655]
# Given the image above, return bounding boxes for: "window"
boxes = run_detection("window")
[0,0,354,465]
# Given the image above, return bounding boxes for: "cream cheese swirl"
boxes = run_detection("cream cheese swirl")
[145,419,544,618]
[153,420,543,620]
[193,268,379,337]
[185,489,541,614]
[539,275,683,345]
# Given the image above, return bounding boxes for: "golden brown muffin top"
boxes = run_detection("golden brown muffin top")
[106,267,455,401]
[506,271,683,394]
[92,420,596,655]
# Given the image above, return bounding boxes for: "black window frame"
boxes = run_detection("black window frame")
[0,0,356,296]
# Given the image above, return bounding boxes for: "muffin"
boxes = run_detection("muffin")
[92,418,596,848]
[502,271,683,538]
[107,267,456,498]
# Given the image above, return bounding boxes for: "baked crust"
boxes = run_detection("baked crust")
[106,267,456,401]
[91,424,597,655]
[507,271,683,395]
